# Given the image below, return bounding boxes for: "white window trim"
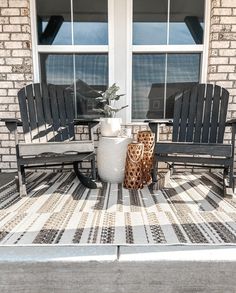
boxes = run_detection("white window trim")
[126,0,211,122]
[30,0,210,123]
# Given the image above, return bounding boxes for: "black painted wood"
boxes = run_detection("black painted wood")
[179,90,190,142]
[193,84,205,143]
[202,84,213,143]
[149,83,234,196]
[34,83,47,142]
[155,142,232,157]
[18,88,30,140]
[186,86,198,142]
[172,92,183,142]
[16,82,97,195]
[209,85,221,143]
[218,88,229,143]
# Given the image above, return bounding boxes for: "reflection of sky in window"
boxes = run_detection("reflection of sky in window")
[42,21,72,45]
[42,21,108,45]
[74,22,108,45]
[132,54,200,119]
[133,23,167,45]
[133,21,203,45]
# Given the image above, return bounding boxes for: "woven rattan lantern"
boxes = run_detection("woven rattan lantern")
[137,130,155,185]
[123,142,144,189]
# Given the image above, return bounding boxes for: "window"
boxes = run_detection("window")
[132,0,205,120]
[35,0,109,118]
[32,0,208,121]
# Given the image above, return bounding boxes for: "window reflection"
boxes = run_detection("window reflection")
[36,0,72,45]
[132,54,200,120]
[75,54,108,117]
[169,0,204,44]
[40,54,74,85]
[132,54,166,119]
[133,0,168,45]
[40,53,108,118]
[73,0,108,45]
[165,54,200,117]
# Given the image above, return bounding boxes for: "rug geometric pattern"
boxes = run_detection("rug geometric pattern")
[0,172,236,244]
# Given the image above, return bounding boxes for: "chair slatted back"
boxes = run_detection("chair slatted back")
[18,83,75,143]
[172,84,229,144]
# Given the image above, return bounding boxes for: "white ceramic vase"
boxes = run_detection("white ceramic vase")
[100,117,122,137]
[97,136,132,183]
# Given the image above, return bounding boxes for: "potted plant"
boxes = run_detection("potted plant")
[93,83,128,137]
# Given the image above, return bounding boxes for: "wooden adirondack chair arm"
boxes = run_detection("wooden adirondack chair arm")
[0,118,22,126]
[0,118,22,145]
[226,119,236,126]
[145,119,173,142]
[144,119,173,126]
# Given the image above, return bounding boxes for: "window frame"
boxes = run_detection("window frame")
[30,0,210,123]
[127,0,210,122]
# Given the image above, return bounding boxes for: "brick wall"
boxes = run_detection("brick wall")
[208,0,236,118]
[0,0,32,171]
[0,0,236,172]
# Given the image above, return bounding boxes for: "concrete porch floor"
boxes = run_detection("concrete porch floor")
[0,244,236,293]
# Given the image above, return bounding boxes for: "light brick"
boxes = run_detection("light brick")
[0,66,12,73]
[9,0,28,7]
[2,155,15,162]
[7,73,24,80]
[219,33,236,41]
[3,24,21,32]
[7,89,18,96]
[0,81,13,88]
[228,73,236,80]
[5,58,23,65]
[21,8,29,16]
[218,65,236,72]
[0,90,7,96]
[209,57,229,64]
[211,41,230,48]
[0,0,8,7]
[1,8,20,16]
[230,57,236,64]
[211,25,232,33]
[215,81,233,88]
[0,163,10,169]
[10,17,28,24]
[219,49,236,56]
[0,49,10,57]
[0,33,10,40]
[0,17,9,24]
[12,49,31,57]
[212,8,232,15]
[221,0,236,7]
[220,17,236,24]
[4,41,22,49]
[11,33,30,41]
[0,96,14,103]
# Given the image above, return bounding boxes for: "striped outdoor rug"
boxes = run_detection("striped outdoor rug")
[0,171,236,245]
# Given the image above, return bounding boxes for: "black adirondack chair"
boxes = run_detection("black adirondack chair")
[147,83,236,196]
[2,83,98,196]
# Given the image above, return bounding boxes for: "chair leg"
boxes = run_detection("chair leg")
[229,164,235,193]
[152,156,158,182]
[91,154,97,180]
[223,166,234,197]
[73,162,97,189]
[18,165,27,197]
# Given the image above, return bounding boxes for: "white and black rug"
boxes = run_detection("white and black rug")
[0,171,236,245]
